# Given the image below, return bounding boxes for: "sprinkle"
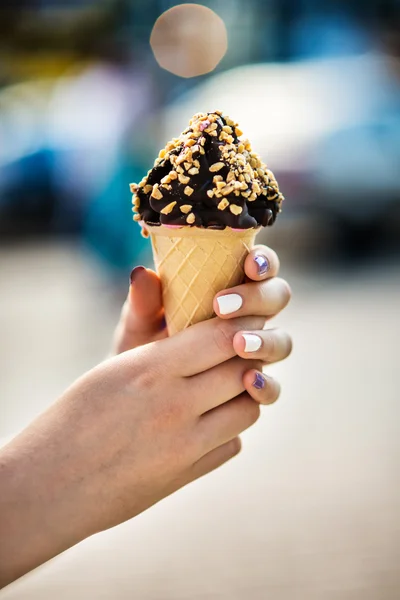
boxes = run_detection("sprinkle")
[230,204,243,215]
[184,186,194,196]
[209,162,225,172]
[217,199,229,210]
[178,174,190,184]
[161,201,177,215]
[180,204,192,214]
[186,213,195,224]
[151,185,163,200]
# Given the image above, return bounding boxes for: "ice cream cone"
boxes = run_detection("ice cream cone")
[146,225,260,334]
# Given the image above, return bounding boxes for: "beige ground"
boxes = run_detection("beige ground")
[0,242,399,600]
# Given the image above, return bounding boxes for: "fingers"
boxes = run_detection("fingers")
[151,315,266,377]
[244,370,281,405]
[189,356,262,414]
[188,437,241,483]
[244,245,280,281]
[213,277,291,320]
[233,328,292,364]
[197,393,260,454]
[114,267,166,353]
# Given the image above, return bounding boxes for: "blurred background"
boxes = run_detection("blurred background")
[0,1,399,599]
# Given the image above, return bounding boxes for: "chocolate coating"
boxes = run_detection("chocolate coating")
[131,111,284,229]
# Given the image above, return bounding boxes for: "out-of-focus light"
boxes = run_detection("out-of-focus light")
[150,4,227,78]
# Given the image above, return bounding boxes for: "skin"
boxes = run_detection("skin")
[0,245,291,589]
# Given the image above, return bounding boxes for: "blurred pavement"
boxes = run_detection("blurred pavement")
[0,242,399,600]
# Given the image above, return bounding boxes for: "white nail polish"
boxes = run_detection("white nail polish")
[242,333,262,352]
[216,293,243,315]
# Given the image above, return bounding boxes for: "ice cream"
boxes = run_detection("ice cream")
[129,111,284,333]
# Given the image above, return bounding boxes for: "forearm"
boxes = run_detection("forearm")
[0,404,95,588]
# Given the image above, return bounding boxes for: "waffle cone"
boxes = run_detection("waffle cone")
[146,225,260,334]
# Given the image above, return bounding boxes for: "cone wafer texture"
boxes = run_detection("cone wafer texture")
[147,226,259,334]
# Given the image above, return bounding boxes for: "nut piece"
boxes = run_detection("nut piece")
[130,183,138,193]
[178,174,190,185]
[143,184,153,194]
[209,162,225,172]
[180,204,192,214]
[151,185,163,200]
[226,171,235,183]
[161,201,177,215]
[186,213,196,224]
[184,186,194,196]
[218,199,229,211]
[229,204,243,215]
[235,127,243,137]
[169,170,178,180]
[133,213,141,221]
[188,167,199,175]
[207,190,214,198]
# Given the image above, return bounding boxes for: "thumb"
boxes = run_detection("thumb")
[113,266,166,354]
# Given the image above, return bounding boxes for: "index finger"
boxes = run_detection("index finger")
[148,315,266,377]
[244,245,280,282]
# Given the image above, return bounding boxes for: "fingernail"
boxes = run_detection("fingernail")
[160,315,167,330]
[130,266,146,285]
[242,333,262,352]
[254,254,269,275]
[253,372,266,390]
[216,293,243,315]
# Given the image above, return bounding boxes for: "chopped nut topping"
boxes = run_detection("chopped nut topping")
[188,167,199,175]
[180,204,192,214]
[133,213,141,221]
[218,199,229,210]
[151,185,163,200]
[226,171,235,183]
[209,162,225,172]
[221,183,234,196]
[184,186,194,196]
[207,190,214,198]
[184,162,191,170]
[230,204,243,215]
[130,183,138,193]
[186,139,196,147]
[143,184,153,194]
[213,175,223,182]
[161,201,177,215]
[178,174,190,185]
[186,213,195,224]
[169,170,178,180]
[222,125,232,133]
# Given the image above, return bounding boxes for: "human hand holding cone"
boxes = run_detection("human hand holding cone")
[130,111,284,334]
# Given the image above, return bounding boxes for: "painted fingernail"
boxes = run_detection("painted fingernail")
[242,333,262,352]
[216,293,243,315]
[160,315,167,330]
[130,266,146,285]
[253,372,266,390]
[254,254,269,275]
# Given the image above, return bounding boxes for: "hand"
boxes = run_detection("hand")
[113,245,291,363]
[0,277,290,586]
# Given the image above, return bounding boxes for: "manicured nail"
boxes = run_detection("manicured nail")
[216,293,243,315]
[254,254,269,275]
[253,372,266,390]
[130,266,145,285]
[242,333,262,352]
[160,315,167,330]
